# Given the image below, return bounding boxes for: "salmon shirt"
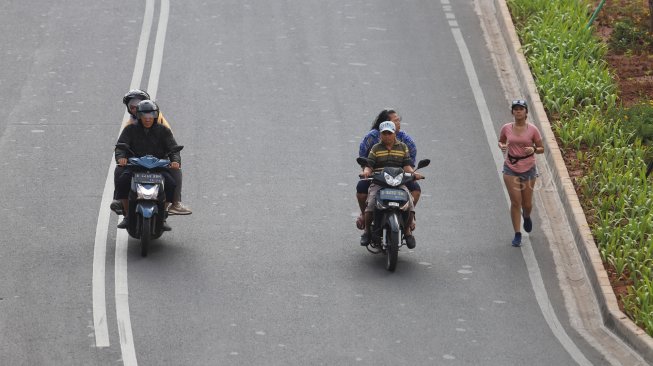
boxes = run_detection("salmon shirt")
[499,122,542,173]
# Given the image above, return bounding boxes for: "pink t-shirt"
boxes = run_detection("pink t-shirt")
[499,122,542,173]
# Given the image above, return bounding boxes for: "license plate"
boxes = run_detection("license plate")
[379,189,408,201]
[133,172,164,184]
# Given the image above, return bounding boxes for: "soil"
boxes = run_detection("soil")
[594,0,653,106]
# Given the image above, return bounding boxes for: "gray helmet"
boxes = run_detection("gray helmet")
[136,100,159,121]
[123,89,150,106]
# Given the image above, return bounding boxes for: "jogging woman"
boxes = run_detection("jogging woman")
[498,99,544,247]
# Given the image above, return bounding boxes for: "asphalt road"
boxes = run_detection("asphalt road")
[0,1,628,365]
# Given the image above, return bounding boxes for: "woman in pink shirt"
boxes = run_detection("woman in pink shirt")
[498,100,544,247]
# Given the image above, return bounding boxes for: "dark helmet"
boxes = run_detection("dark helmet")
[511,99,528,110]
[122,89,150,106]
[136,100,159,121]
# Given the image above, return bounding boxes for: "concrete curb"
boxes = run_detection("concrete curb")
[492,0,653,362]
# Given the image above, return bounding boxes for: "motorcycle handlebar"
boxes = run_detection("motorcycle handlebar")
[357,175,426,180]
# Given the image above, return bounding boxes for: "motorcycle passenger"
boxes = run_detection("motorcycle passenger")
[356,109,419,230]
[111,89,192,215]
[360,121,422,248]
[114,100,181,229]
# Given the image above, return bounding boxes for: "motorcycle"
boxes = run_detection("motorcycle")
[115,143,183,257]
[357,157,430,271]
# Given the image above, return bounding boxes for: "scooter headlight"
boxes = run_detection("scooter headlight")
[384,172,404,187]
[136,184,159,200]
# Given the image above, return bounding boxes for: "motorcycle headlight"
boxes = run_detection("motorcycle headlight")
[384,172,404,187]
[136,184,160,200]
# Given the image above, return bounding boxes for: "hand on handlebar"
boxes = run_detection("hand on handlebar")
[118,158,128,166]
[170,162,180,170]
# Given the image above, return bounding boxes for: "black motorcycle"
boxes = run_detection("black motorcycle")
[357,157,430,271]
[116,143,182,257]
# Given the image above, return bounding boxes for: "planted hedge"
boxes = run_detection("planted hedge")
[507,0,653,336]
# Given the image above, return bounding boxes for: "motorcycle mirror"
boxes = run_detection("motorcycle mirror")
[416,159,430,170]
[356,157,371,167]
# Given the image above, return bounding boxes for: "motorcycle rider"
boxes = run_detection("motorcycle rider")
[357,109,419,230]
[114,100,181,229]
[111,89,192,215]
[359,121,422,248]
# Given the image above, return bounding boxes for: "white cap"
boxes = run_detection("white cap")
[379,121,396,133]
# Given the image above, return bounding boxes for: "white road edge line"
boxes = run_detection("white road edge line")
[449,27,592,366]
[91,0,155,349]
[147,0,170,100]
[114,1,169,365]
[115,228,137,365]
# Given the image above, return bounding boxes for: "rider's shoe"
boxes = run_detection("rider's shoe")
[168,202,192,215]
[117,217,128,229]
[405,235,416,249]
[512,232,522,247]
[360,232,370,246]
[162,221,172,231]
[110,200,123,215]
[523,215,533,233]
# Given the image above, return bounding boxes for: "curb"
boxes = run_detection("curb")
[492,0,653,362]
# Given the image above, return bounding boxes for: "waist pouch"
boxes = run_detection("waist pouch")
[507,152,534,165]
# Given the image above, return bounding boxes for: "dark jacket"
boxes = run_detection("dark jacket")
[115,122,181,163]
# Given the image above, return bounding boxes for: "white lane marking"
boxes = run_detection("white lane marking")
[115,228,138,365]
[91,0,155,350]
[449,25,592,366]
[131,0,156,90]
[91,159,116,347]
[146,0,170,100]
[113,1,169,365]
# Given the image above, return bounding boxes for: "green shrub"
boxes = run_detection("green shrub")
[609,20,653,53]
[621,102,653,144]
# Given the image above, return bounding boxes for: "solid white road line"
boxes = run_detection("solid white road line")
[91,0,156,349]
[115,227,138,365]
[147,0,170,100]
[449,26,592,366]
[113,0,169,364]
[92,160,115,347]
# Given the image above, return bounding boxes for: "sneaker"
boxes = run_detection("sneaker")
[405,235,416,249]
[360,232,370,246]
[110,200,123,215]
[117,217,128,229]
[523,215,533,233]
[168,202,192,215]
[512,232,522,247]
[162,221,172,231]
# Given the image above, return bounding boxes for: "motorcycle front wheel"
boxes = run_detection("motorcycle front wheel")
[140,216,152,257]
[386,228,399,272]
